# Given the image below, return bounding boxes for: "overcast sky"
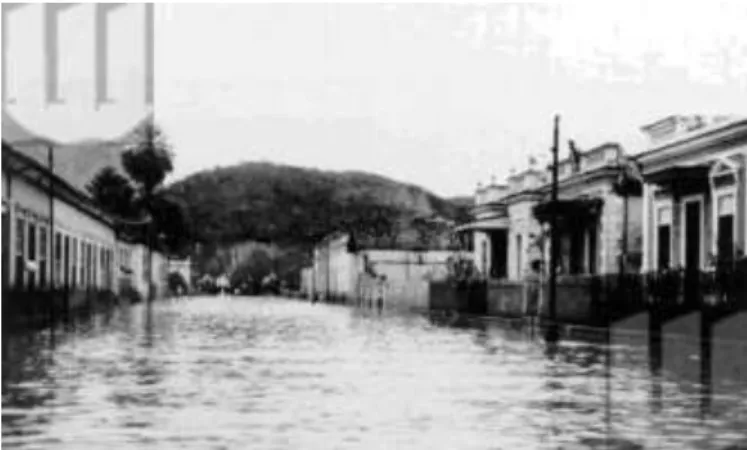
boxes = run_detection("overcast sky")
[6,2,747,197]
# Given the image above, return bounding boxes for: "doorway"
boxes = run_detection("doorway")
[489,229,508,279]
[683,199,702,273]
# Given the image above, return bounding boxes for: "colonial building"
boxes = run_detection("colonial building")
[3,141,178,303]
[2,142,118,295]
[459,143,643,280]
[637,115,747,273]
[310,230,469,306]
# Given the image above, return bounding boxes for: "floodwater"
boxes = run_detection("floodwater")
[2,296,746,449]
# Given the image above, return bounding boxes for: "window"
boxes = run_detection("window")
[716,193,735,263]
[85,242,92,288]
[39,225,48,288]
[54,231,62,286]
[99,247,106,289]
[27,222,37,288]
[481,240,487,275]
[63,235,70,288]
[81,241,88,288]
[516,234,523,278]
[14,217,25,287]
[92,244,98,288]
[71,237,78,287]
[656,206,672,270]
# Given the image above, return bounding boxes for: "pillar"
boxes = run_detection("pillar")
[642,183,651,272]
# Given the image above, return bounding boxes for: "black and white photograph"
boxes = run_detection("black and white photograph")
[2,2,746,449]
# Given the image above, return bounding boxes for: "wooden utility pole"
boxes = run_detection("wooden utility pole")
[546,115,560,344]
[48,144,55,289]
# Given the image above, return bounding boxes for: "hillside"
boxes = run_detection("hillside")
[2,112,130,192]
[166,162,471,247]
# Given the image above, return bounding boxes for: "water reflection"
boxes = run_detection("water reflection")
[2,297,746,449]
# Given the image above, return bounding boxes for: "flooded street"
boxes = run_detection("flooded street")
[3,296,746,450]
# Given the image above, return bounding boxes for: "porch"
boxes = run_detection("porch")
[532,197,605,275]
[455,217,509,280]
[643,157,746,274]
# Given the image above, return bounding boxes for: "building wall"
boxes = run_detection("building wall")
[300,267,313,297]
[4,172,117,293]
[641,144,747,271]
[507,200,542,280]
[362,249,465,283]
[311,234,358,300]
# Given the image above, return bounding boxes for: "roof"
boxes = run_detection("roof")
[532,198,604,224]
[2,140,115,227]
[635,116,747,162]
[454,217,510,232]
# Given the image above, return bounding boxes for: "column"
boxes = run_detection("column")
[641,183,651,272]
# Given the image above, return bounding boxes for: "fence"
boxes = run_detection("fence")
[442,260,747,325]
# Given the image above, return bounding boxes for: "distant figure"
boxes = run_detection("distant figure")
[525,259,543,317]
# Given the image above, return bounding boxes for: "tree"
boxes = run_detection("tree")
[122,121,174,196]
[119,120,192,257]
[86,166,137,218]
[150,195,192,256]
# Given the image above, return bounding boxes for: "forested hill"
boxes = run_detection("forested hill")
[166,162,471,246]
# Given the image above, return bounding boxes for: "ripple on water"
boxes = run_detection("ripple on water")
[2,296,747,449]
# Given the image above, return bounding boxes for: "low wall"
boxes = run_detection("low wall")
[428,280,487,314]
[539,275,596,324]
[486,276,596,324]
[356,275,430,311]
[429,281,465,311]
[487,280,525,317]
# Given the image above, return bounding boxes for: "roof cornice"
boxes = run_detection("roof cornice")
[635,118,747,168]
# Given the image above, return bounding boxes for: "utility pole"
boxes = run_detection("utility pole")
[147,203,155,305]
[48,144,55,289]
[546,115,560,344]
[47,144,56,337]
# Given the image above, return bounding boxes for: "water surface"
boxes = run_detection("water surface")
[3,297,746,449]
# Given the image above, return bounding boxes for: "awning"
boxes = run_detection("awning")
[454,216,510,232]
[644,164,710,187]
[532,198,604,224]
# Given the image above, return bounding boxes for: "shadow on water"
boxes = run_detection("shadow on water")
[425,309,747,449]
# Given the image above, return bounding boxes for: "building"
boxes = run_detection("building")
[311,232,358,302]
[637,115,747,273]
[310,230,470,308]
[3,140,181,306]
[2,142,118,300]
[459,143,642,280]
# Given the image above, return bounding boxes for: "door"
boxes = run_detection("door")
[490,230,508,279]
[684,201,701,272]
[587,222,598,275]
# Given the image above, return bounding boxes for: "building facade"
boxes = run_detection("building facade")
[310,231,469,306]
[637,116,747,273]
[3,141,177,303]
[3,143,118,295]
[460,143,643,280]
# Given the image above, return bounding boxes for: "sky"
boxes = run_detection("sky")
[4,2,747,197]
